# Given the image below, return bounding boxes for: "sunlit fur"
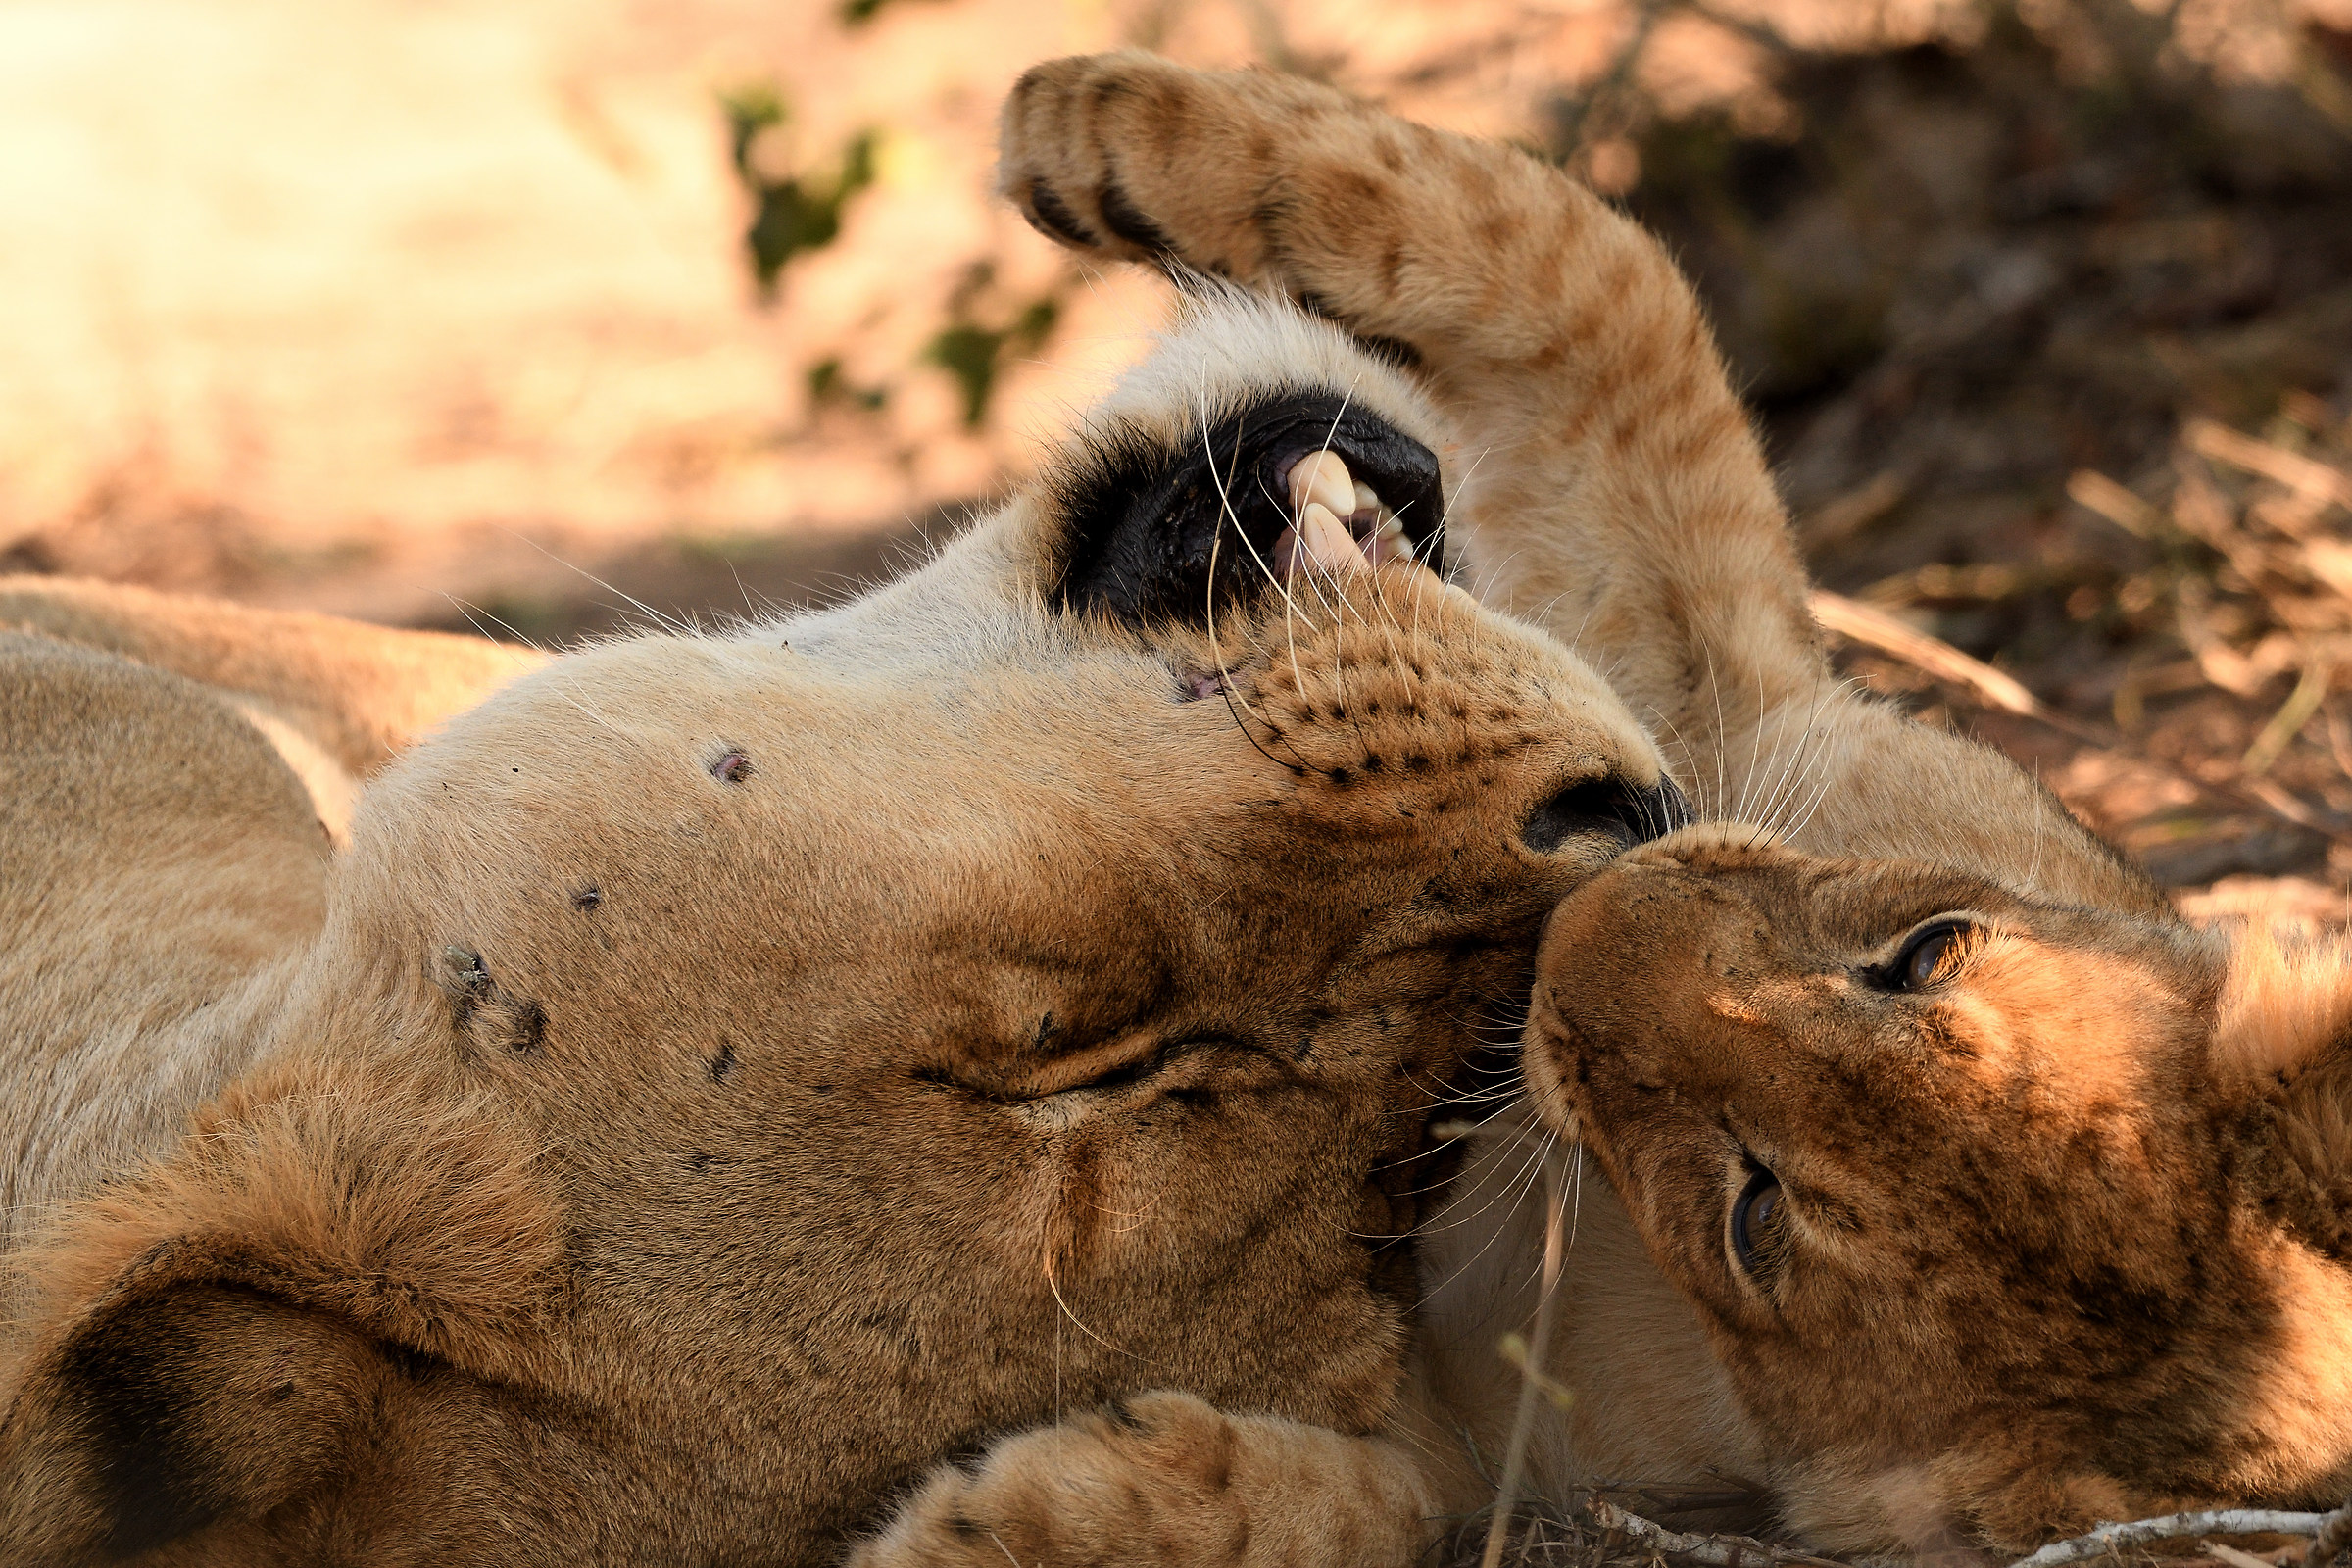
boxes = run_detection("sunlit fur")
[1526,828,2352,1553]
[0,293,1667,1564]
[852,50,2198,1568]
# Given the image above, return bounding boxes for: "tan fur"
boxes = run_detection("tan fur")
[850,51,2189,1567]
[0,289,1674,1562]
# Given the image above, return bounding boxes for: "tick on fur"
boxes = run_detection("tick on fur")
[441,946,490,994]
[572,884,602,911]
[710,750,753,783]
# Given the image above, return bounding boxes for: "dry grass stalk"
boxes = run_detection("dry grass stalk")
[1479,1155,1569,1568]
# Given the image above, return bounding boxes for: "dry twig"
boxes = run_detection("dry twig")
[1586,1499,1846,1568]
[2007,1508,2333,1568]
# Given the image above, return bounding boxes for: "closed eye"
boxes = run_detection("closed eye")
[1874,916,1980,992]
[917,1035,1244,1103]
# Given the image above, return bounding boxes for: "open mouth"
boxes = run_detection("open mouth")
[1053,390,1446,626]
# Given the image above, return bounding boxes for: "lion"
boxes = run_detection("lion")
[1524,831,2352,1555]
[836,50,2235,1568]
[0,281,1683,1560]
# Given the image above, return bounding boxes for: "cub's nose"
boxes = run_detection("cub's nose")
[1520,774,1692,855]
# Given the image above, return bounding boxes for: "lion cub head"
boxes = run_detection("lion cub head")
[1526,826,2352,1556]
[0,294,1681,1565]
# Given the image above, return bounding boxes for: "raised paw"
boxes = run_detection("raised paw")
[997,52,1344,285]
[997,52,1595,370]
[846,1392,1434,1568]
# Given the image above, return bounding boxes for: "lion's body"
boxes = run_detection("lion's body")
[0,591,541,1271]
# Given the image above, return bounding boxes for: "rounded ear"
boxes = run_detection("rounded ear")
[0,1071,565,1565]
[2211,923,2352,1087]
[1,1270,401,1562]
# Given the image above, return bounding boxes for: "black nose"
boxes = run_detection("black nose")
[1048,390,1446,628]
[1521,774,1692,855]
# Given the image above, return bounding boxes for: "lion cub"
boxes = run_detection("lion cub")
[1531,830,2352,1554]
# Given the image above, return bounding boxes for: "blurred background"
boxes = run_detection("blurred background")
[3,0,2350,911]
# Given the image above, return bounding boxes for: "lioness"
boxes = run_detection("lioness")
[0,285,1678,1558]
[844,50,2220,1567]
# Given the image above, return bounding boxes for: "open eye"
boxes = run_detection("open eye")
[1886,918,1977,991]
[1729,1165,1783,1278]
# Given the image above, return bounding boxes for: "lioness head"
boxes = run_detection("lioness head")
[1526,825,2352,1554]
[0,295,1681,1565]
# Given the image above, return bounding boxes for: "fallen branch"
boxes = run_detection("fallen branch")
[2007,1509,2330,1568]
[1809,590,2042,717]
[1586,1498,1846,1568]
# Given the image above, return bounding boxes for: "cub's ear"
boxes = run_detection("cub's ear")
[1,1264,401,1561]
[0,1073,564,1564]
[2211,923,2352,1087]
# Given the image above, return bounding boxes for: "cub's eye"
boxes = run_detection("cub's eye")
[1886,919,1976,991]
[1729,1166,1783,1278]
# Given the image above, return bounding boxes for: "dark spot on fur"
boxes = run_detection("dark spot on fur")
[1097,182,1175,254]
[436,948,545,1058]
[268,1381,296,1403]
[1105,1397,1146,1431]
[710,1040,741,1085]
[1022,180,1098,248]
[949,1514,986,1541]
[571,884,602,911]
[506,1000,547,1056]
[710,751,753,784]
[686,1151,715,1173]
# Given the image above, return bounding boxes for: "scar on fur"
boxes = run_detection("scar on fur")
[710,750,753,784]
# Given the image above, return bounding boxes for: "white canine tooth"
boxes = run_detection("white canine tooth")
[1374,514,1405,540]
[1290,452,1357,521]
[1353,480,1381,514]
[1298,502,1368,575]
